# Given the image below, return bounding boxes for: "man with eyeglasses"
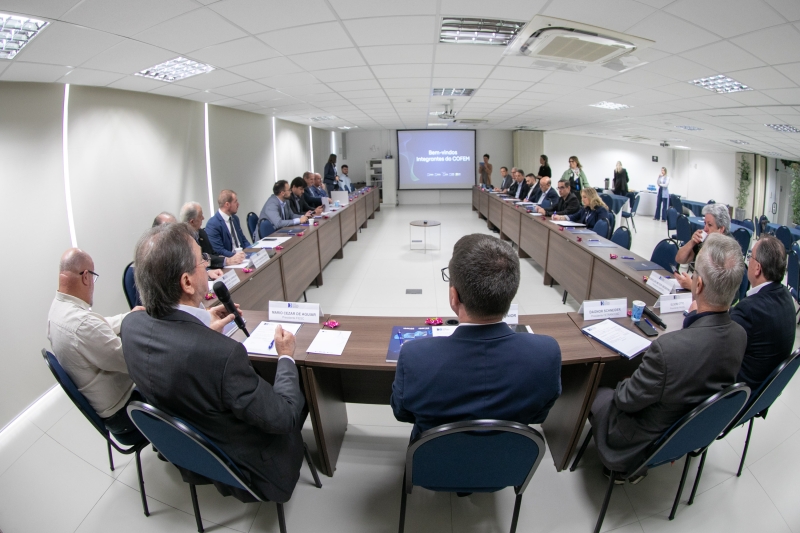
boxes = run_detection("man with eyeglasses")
[47,248,146,442]
[534,177,580,217]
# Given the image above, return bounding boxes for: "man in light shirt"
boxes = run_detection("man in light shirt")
[204,189,252,257]
[47,248,145,441]
[339,165,353,193]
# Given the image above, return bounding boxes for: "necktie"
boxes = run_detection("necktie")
[228,217,239,248]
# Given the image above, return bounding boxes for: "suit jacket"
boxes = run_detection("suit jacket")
[613,169,629,195]
[303,187,323,208]
[323,162,338,191]
[390,322,562,439]
[197,228,225,269]
[205,211,252,257]
[524,183,540,202]
[289,193,315,216]
[568,205,609,230]
[731,282,796,389]
[499,175,514,190]
[533,187,559,207]
[591,312,745,473]
[508,180,530,200]
[121,310,306,503]
[544,192,581,216]
[259,195,297,231]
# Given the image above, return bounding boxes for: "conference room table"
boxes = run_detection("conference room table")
[766,222,800,242]
[603,192,630,214]
[681,199,711,217]
[689,217,752,235]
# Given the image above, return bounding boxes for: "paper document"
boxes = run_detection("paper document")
[242,322,302,356]
[252,237,292,249]
[567,229,596,234]
[307,329,351,355]
[225,262,251,269]
[586,239,618,247]
[552,221,586,227]
[582,319,652,359]
[432,326,458,337]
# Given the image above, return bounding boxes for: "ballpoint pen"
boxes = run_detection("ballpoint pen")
[643,317,656,329]
[268,339,275,350]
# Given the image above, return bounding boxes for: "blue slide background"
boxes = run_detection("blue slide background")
[397,130,476,190]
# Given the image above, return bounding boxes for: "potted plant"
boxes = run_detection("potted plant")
[735,154,750,221]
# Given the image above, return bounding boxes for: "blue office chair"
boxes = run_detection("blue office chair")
[571,384,750,533]
[731,219,742,225]
[776,226,793,253]
[732,267,750,305]
[128,401,321,533]
[122,261,141,310]
[257,218,277,241]
[592,219,609,240]
[786,251,800,312]
[666,208,679,239]
[246,212,258,242]
[731,228,751,257]
[621,194,640,233]
[707,199,716,204]
[600,193,613,210]
[675,215,692,247]
[611,226,631,250]
[651,239,679,272]
[399,420,546,533]
[741,219,755,234]
[607,211,616,237]
[670,195,683,215]
[718,350,800,477]
[42,350,150,516]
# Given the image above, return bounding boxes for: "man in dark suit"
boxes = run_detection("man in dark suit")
[536,178,580,217]
[391,234,562,439]
[289,177,324,217]
[731,234,796,389]
[122,223,307,503]
[589,233,747,480]
[530,176,558,207]
[522,173,540,202]
[257,180,309,237]
[302,172,323,208]
[205,189,252,257]
[180,201,245,268]
[497,166,513,191]
[508,169,529,201]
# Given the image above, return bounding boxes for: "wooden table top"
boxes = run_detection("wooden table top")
[235,310,325,363]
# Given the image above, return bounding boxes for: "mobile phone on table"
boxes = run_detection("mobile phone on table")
[635,320,658,337]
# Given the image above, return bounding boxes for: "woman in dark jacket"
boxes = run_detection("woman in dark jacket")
[613,161,629,195]
[554,187,609,230]
[323,153,339,192]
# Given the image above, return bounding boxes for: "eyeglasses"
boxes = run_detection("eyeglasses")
[441,267,450,282]
[197,253,210,269]
[80,270,99,283]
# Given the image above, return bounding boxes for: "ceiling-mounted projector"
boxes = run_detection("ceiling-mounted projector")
[436,99,457,120]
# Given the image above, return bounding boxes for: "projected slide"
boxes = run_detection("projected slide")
[397,130,476,190]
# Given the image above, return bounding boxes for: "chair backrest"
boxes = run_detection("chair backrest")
[127,401,262,501]
[792,241,800,258]
[593,220,609,240]
[258,218,276,240]
[776,226,793,253]
[607,211,616,236]
[787,250,800,300]
[666,208,679,231]
[122,262,141,310]
[735,267,750,304]
[670,195,683,213]
[406,420,545,494]
[650,239,679,272]
[42,349,107,435]
[246,212,258,242]
[630,193,641,215]
[731,228,751,256]
[676,215,692,246]
[741,219,755,233]
[600,193,613,208]
[633,384,750,475]
[707,199,716,204]
[611,226,631,249]
[731,219,742,225]
[728,350,800,432]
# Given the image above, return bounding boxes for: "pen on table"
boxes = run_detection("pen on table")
[620,256,634,260]
[644,318,655,329]
[268,339,275,350]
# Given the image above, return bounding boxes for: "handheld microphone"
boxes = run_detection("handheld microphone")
[212,281,249,337]
[642,306,667,329]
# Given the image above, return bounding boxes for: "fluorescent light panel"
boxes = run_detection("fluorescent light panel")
[337,126,354,130]
[428,123,447,126]
[136,57,214,83]
[688,74,751,94]
[765,124,800,133]
[0,13,48,60]
[729,140,750,145]
[310,116,336,122]
[440,18,525,46]
[676,125,703,131]
[432,88,475,96]
[590,101,631,110]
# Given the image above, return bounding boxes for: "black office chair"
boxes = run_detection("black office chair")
[621,194,640,233]
[128,401,321,533]
[399,420,546,533]
[666,207,679,239]
[571,384,750,533]
[676,215,692,247]
[42,350,150,516]
[246,212,258,242]
[122,261,141,309]
[731,227,751,257]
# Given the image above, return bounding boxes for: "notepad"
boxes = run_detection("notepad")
[307,330,351,356]
[582,319,652,359]
[242,322,302,356]
[552,221,586,227]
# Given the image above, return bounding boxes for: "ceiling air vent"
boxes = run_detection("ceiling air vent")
[432,88,475,97]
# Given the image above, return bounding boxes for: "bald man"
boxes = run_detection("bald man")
[152,211,176,227]
[47,249,146,441]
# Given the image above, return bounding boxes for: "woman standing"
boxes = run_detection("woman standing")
[323,153,339,192]
[653,167,670,221]
[478,154,493,187]
[553,187,609,231]
[537,155,551,180]
[612,161,629,195]
[561,156,590,193]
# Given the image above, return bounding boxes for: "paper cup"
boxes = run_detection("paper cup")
[631,300,645,322]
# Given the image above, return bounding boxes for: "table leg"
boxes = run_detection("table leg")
[304,367,349,477]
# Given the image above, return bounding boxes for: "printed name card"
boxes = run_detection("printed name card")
[646,271,678,295]
[268,301,321,324]
[249,249,270,269]
[657,293,693,313]
[219,269,240,290]
[581,298,628,320]
[503,304,519,325]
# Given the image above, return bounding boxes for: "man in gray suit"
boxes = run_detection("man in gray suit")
[257,180,309,238]
[589,233,746,481]
[121,223,307,503]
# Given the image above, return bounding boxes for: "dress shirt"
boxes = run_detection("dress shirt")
[746,281,772,297]
[218,209,240,248]
[340,174,353,192]
[47,292,134,418]
[279,198,300,225]
[537,186,553,205]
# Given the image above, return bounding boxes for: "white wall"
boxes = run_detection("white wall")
[477,130,513,180]
[275,119,310,181]
[341,129,398,184]
[312,126,332,179]
[672,149,737,206]
[0,82,71,428]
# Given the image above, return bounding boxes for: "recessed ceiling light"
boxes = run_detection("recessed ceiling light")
[440,18,525,46]
[136,57,214,82]
[729,139,750,145]
[310,116,336,122]
[688,74,752,94]
[676,125,703,131]
[0,13,49,60]
[589,101,631,110]
[337,126,356,130]
[765,124,800,133]
[427,123,447,127]
[432,88,475,97]
[674,145,691,149]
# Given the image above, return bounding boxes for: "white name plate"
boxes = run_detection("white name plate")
[646,271,679,295]
[503,304,519,325]
[581,298,628,320]
[249,249,270,269]
[269,301,321,324]
[219,269,240,291]
[657,293,693,314]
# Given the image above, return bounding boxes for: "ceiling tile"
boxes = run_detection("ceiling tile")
[371,64,431,79]
[612,68,692,89]
[259,72,319,88]
[474,88,520,98]
[338,89,386,98]
[236,89,284,103]
[360,44,434,65]
[327,79,381,92]
[434,44,504,65]
[681,41,765,73]
[188,37,281,68]
[543,0,655,33]
[302,93,349,103]
[80,39,177,74]
[432,77,486,87]
[328,0,436,19]
[0,0,81,18]
[173,69,247,90]
[107,75,166,92]
[434,64,493,78]
[764,0,800,21]
[641,56,715,82]
[730,24,800,65]
[279,84,333,96]
[380,78,431,89]
[208,0,336,35]
[627,12,720,54]
[727,66,796,89]
[0,61,71,82]
[779,63,800,85]
[491,67,550,82]
[384,88,430,96]
[61,0,198,37]
[228,57,304,79]
[149,84,199,97]
[211,80,270,97]
[314,66,375,82]
[258,22,353,56]
[588,79,642,95]
[760,88,800,105]
[439,0,545,19]
[182,91,227,103]
[57,68,124,86]
[15,22,123,66]
[655,82,710,98]
[724,90,781,106]
[481,79,533,91]
[665,0,785,38]
[290,48,365,70]
[208,97,248,107]
[133,8,247,54]
[344,16,436,47]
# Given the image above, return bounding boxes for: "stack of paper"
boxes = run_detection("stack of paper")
[242,322,302,355]
[582,319,651,359]
[307,330,352,356]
